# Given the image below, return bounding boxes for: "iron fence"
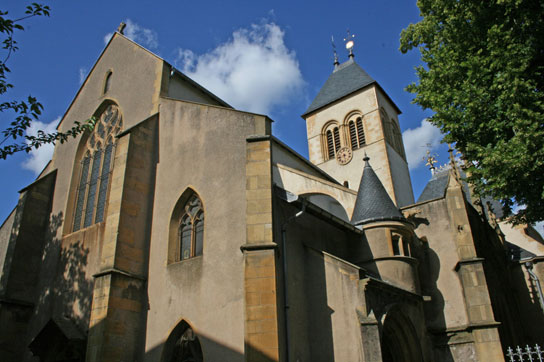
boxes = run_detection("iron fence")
[506,345,544,362]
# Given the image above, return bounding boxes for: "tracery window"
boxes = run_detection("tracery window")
[324,123,341,160]
[348,115,365,150]
[178,194,204,261]
[73,104,123,232]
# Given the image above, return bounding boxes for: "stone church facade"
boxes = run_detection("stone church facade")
[0,29,543,362]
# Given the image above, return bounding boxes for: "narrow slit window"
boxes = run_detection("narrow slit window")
[326,130,334,159]
[333,127,340,152]
[349,121,358,149]
[356,117,365,146]
[392,235,401,256]
[402,238,411,257]
[103,71,112,94]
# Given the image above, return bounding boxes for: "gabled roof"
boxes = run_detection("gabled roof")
[416,165,473,205]
[351,156,404,225]
[303,59,376,117]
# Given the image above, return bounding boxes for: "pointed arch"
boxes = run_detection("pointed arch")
[169,188,205,263]
[70,101,123,232]
[380,306,423,362]
[161,319,203,362]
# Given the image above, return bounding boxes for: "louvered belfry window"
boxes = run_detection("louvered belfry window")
[326,130,335,159]
[348,115,365,150]
[178,194,204,260]
[73,104,123,232]
[325,124,342,160]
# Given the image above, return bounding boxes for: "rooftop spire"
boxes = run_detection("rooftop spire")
[331,36,339,69]
[351,155,404,226]
[344,29,355,59]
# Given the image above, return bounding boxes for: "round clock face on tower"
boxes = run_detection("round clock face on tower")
[336,147,353,165]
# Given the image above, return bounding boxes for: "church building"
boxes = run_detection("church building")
[1,27,543,362]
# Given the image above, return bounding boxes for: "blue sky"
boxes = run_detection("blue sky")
[0,0,451,224]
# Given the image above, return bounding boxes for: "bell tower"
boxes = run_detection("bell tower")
[302,37,414,206]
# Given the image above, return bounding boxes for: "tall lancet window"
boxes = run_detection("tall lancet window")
[348,115,366,150]
[178,194,204,260]
[73,104,123,232]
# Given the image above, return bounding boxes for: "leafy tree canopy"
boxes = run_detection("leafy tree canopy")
[0,3,94,160]
[400,0,544,223]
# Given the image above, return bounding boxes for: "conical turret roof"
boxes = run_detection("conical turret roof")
[351,156,404,226]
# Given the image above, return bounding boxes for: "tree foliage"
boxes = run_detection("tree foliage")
[400,0,544,223]
[0,3,94,160]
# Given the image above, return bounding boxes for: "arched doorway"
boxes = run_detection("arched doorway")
[162,320,203,362]
[380,308,422,362]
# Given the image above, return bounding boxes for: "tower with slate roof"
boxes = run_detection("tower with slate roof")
[351,155,420,293]
[302,55,415,207]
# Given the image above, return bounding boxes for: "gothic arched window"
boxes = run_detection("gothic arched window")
[178,194,204,261]
[348,115,365,150]
[73,104,123,232]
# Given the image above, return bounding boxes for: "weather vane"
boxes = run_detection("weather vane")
[331,36,339,67]
[344,29,355,58]
[423,146,438,174]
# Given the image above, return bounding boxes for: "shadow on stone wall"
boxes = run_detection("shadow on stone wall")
[509,265,544,345]
[419,241,455,362]
[27,211,93,362]
[144,327,273,362]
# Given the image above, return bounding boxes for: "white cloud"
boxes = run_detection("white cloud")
[103,19,158,49]
[175,22,304,115]
[402,118,442,170]
[21,118,59,175]
[79,67,87,85]
[103,31,113,45]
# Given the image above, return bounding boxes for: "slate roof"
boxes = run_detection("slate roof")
[417,166,473,205]
[351,156,404,226]
[417,169,450,203]
[303,59,376,116]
